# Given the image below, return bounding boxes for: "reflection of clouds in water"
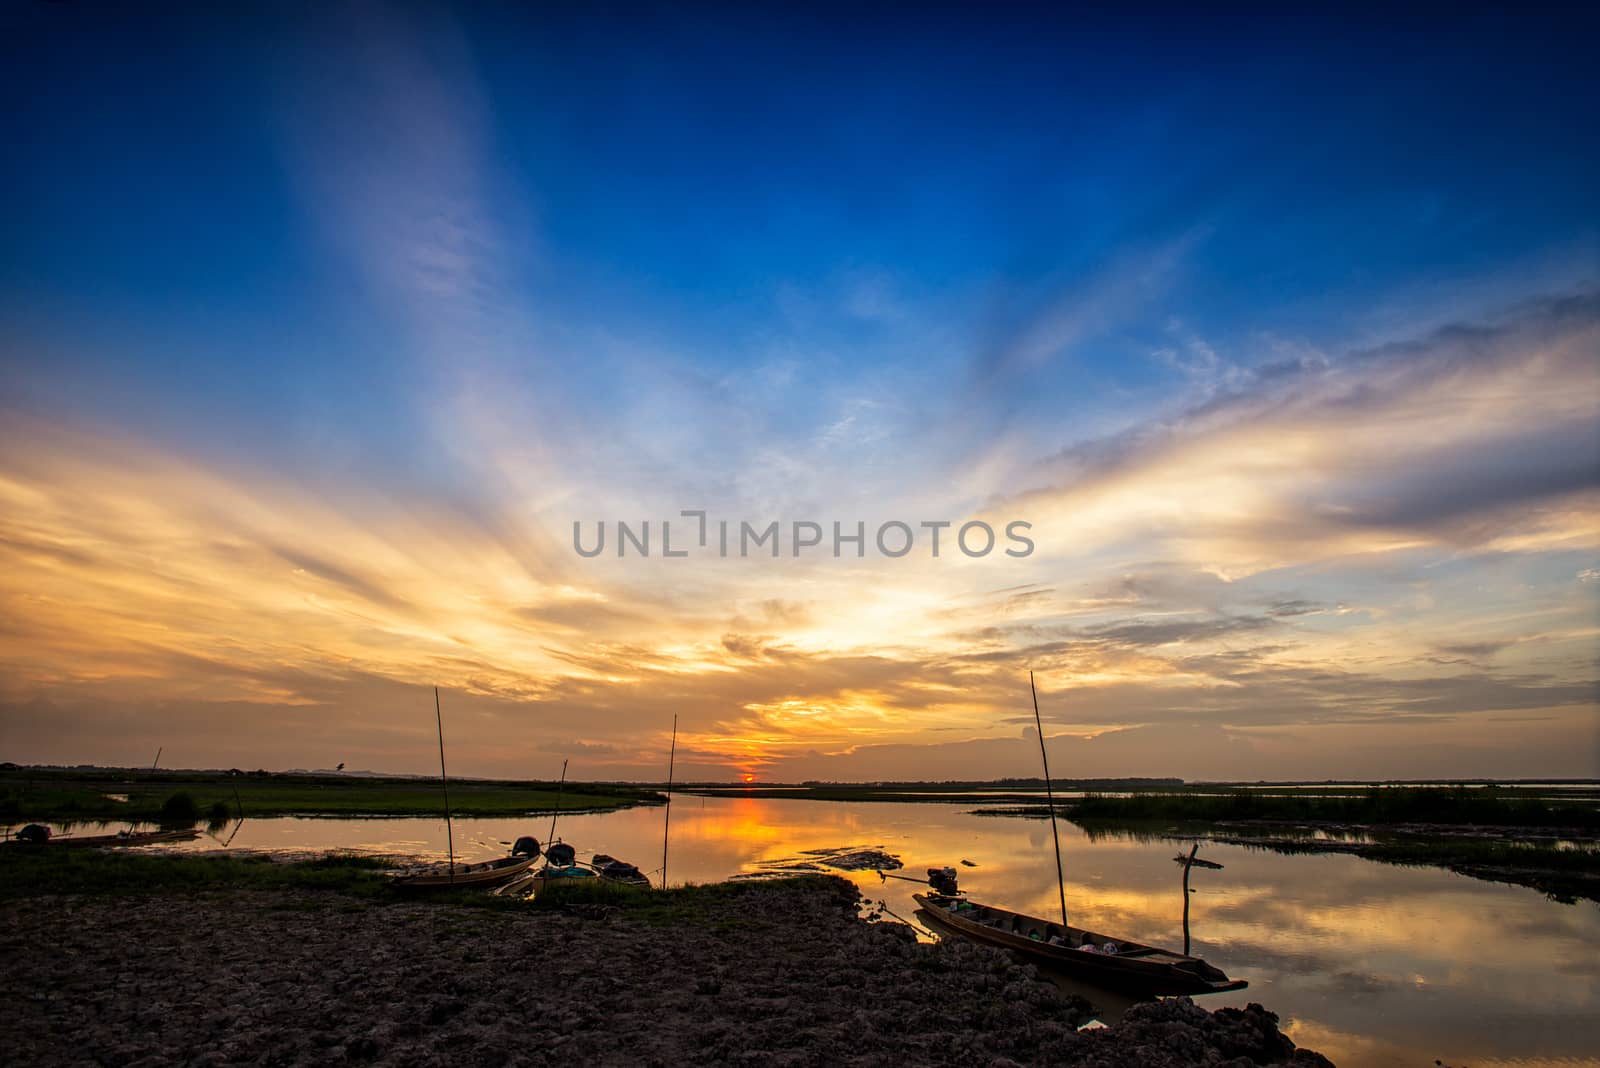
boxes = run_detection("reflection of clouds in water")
[1314,969,1393,999]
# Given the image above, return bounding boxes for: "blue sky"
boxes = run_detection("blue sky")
[1,7,1596,779]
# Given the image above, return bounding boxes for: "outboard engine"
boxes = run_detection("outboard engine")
[546,841,576,867]
[511,835,541,858]
[16,823,51,845]
[927,866,959,896]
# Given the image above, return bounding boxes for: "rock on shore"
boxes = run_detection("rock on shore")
[1,877,1330,1066]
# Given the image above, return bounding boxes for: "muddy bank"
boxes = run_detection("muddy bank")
[1,876,1329,1066]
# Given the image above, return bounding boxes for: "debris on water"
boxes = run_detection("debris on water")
[820,849,901,871]
[742,846,903,876]
[960,859,977,867]
[727,870,803,882]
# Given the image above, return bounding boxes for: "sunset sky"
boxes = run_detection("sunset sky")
[2,8,1596,781]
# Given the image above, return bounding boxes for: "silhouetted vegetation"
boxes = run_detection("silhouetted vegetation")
[1061,785,1600,829]
[159,792,200,825]
[1227,835,1600,904]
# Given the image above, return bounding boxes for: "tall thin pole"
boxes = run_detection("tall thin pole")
[546,759,568,849]
[151,747,162,771]
[1030,671,1068,929]
[224,779,246,847]
[661,715,677,889]
[435,687,454,883]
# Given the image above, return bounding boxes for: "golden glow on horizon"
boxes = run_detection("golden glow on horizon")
[1,314,1597,781]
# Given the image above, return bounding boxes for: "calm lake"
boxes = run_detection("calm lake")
[71,796,1600,1067]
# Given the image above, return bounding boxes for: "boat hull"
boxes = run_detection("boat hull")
[4,828,201,849]
[390,854,536,891]
[913,893,1246,998]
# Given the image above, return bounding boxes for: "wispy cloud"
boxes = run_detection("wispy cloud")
[3,290,1597,777]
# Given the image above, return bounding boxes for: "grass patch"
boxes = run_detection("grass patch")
[1231,835,1600,904]
[1057,786,1600,829]
[0,847,861,926]
[0,766,664,824]
[0,848,396,899]
[526,874,858,925]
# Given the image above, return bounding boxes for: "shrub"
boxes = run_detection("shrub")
[159,792,200,825]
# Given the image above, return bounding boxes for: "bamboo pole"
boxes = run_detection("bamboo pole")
[547,759,568,849]
[1030,671,1068,930]
[661,715,678,889]
[435,687,454,884]
[223,779,246,847]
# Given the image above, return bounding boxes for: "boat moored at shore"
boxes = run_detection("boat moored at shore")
[914,891,1246,998]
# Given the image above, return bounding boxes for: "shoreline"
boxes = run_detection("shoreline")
[0,858,1332,1066]
[974,808,1600,904]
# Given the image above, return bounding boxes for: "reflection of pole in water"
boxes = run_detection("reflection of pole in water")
[1173,842,1223,955]
[1181,842,1198,955]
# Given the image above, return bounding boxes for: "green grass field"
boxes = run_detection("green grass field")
[1059,785,1600,829]
[0,766,664,826]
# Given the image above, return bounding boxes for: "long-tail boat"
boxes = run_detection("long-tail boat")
[913,887,1247,997]
[3,826,201,849]
[911,673,1247,999]
[389,853,536,891]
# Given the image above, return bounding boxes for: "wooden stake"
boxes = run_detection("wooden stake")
[435,687,454,884]
[661,715,678,889]
[151,747,162,772]
[1030,671,1068,930]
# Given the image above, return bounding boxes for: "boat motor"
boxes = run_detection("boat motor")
[511,835,542,858]
[546,841,576,867]
[927,866,960,895]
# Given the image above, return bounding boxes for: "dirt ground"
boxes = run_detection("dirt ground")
[2,879,1331,1066]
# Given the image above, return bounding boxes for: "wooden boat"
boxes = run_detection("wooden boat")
[590,853,651,887]
[389,853,536,891]
[914,892,1247,997]
[593,859,650,887]
[526,863,597,896]
[489,870,541,897]
[4,827,201,849]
